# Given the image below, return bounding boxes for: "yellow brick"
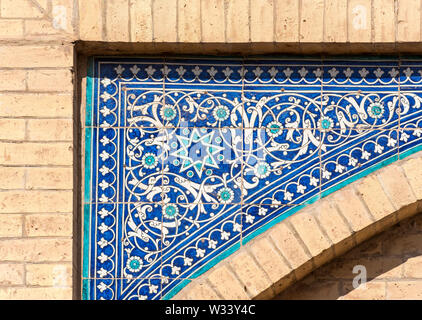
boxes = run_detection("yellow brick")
[0,287,72,300]
[387,281,422,299]
[289,211,333,267]
[0,119,26,140]
[184,282,221,300]
[397,0,420,42]
[348,0,372,42]
[324,0,347,42]
[153,0,177,42]
[0,70,26,91]
[0,93,72,118]
[0,142,73,166]
[0,19,24,39]
[0,214,22,237]
[341,281,386,300]
[250,0,273,42]
[27,119,72,141]
[25,214,72,237]
[106,0,130,41]
[300,0,324,42]
[178,0,201,42]
[230,251,273,299]
[356,175,395,221]
[269,222,312,279]
[226,0,249,42]
[373,0,395,42]
[0,190,72,213]
[207,265,249,299]
[0,238,72,262]
[401,157,422,200]
[24,20,60,37]
[1,0,45,18]
[274,0,299,42]
[0,45,73,68]
[26,167,73,190]
[79,0,103,40]
[0,167,25,189]
[201,0,225,42]
[130,0,153,42]
[315,200,354,255]
[0,264,24,285]
[378,165,417,210]
[332,187,374,236]
[403,256,422,278]
[26,263,72,286]
[249,237,293,293]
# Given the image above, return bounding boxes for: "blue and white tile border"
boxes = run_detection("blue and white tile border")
[82,56,422,300]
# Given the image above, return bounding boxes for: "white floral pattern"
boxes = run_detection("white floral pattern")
[84,58,422,300]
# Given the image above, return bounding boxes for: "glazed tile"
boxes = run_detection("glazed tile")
[242,128,321,205]
[84,57,422,300]
[398,129,422,159]
[320,129,399,196]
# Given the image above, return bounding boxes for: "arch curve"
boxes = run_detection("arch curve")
[173,151,422,300]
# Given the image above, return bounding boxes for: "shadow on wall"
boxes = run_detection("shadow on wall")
[274,212,422,300]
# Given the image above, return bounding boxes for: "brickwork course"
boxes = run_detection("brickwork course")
[0,0,421,299]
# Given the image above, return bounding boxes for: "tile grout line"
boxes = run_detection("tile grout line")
[320,58,323,205]
[240,55,246,248]
[398,55,401,161]
[160,56,166,300]
[86,57,422,300]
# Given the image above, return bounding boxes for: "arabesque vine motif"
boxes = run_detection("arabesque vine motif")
[85,59,422,300]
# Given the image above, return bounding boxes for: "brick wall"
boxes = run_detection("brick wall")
[0,0,74,299]
[77,0,422,50]
[275,212,422,300]
[0,0,421,300]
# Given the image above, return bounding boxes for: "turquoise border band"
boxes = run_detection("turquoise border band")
[82,58,95,300]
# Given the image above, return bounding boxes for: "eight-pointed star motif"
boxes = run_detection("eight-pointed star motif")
[170,128,224,178]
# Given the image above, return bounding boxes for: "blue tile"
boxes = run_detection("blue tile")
[90,59,165,127]
[116,278,163,300]
[398,129,422,159]
[400,60,422,88]
[242,89,323,129]
[164,85,243,128]
[165,58,243,84]
[320,129,399,195]
[243,59,323,87]
[86,202,163,281]
[83,57,422,300]
[399,87,422,129]
[322,59,399,87]
[89,127,165,204]
[88,277,163,300]
[243,128,321,205]
[162,127,243,204]
[160,203,242,278]
[320,89,400,130]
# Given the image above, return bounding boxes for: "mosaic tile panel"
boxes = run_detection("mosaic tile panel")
[83,57,422,300]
